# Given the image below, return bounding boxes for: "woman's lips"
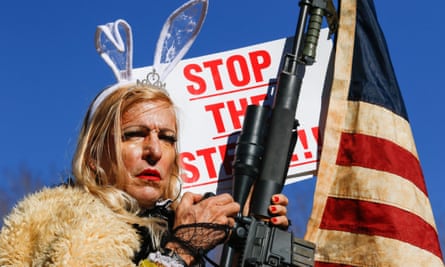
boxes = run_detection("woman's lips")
[136,169,161,182]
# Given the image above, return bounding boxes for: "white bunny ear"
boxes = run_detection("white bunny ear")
[89,19,134,125]
[95,19,133,82]
[153,0,208,82]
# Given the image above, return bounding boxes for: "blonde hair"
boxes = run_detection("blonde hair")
[72,84,181,247]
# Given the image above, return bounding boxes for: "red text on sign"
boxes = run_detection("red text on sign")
[180,127,319,185]
[180,142,236,183]
[205,93,267,134]
[183,50,271,95]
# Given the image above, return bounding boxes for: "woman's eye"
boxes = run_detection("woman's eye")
[122,131,146,141]
[159,134,177,144]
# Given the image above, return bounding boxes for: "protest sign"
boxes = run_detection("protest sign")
[134,28,332,194]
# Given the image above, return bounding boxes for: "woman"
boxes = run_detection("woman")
[0,83,289,266]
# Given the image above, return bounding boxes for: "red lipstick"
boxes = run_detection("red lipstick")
[136,168,161,182]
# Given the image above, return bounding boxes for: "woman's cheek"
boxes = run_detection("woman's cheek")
[121,142,143,170]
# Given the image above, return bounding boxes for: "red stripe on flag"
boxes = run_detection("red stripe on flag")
[336,132,427,194]
[320,197,443,258]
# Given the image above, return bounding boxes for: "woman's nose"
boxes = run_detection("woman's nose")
[142,133,162,165]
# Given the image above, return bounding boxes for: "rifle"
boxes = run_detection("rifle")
[219,1,337,266]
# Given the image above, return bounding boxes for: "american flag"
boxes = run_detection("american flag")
[304,0,444,266]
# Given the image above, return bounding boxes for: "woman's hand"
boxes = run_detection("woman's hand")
[166,192,240,265]
[268,193,289,228]
[173,192,240,228]
[165,192,289,265]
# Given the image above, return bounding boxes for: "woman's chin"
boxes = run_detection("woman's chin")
[128,187,162,208]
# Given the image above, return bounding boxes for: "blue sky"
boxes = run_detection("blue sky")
[1,0,444,247]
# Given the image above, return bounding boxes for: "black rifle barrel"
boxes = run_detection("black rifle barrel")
[219,0,333,265]
[249,3,311,218]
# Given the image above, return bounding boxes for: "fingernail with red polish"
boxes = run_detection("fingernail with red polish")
[271,217,278,224]
[270,206,277,212]
[273,196,279,203]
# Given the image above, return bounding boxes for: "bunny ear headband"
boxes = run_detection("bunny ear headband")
[89,0,208,123]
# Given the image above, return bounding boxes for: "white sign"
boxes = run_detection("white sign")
[134,29,333,194]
